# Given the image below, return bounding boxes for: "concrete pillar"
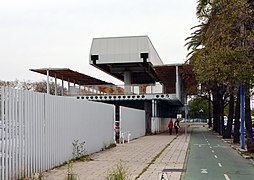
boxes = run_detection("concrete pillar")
[154,100,158,117]
[154,100,158,132]
[151,99,159,133]
[152,100,155,117]
[151,100,155,133]
[46,69,50,94]
[124,71,132,94]
[61,76,64,96]
[79,82,81,94]
[68,79,70,95]
[176,66,181,100]
[144,101,152,133]
[54,74,57,96]
[162,84,165,94]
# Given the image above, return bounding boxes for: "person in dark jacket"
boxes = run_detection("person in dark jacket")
[174,119,180,134]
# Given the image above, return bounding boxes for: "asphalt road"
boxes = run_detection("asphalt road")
[184,126,254,180]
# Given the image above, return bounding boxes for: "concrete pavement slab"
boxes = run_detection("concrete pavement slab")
[42,127,190,180]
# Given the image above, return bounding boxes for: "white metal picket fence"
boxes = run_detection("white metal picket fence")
[0,87,115,180]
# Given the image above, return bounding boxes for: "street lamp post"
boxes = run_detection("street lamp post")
[184,103,188,142]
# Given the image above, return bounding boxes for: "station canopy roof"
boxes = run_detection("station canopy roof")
[153,65,177,94]
[30,68,114,85]
[153,64,196,94]
[30,64,193,94]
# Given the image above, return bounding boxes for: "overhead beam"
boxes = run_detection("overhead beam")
[110,66,149,73]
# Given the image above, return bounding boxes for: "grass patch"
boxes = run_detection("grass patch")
[105,143,117,150]
[73,154,93,161]
[105,161,129,180]
[65,161,78,180]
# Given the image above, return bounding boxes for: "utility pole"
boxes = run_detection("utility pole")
[185,103,188,142]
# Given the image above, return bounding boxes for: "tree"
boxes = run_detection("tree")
[0,79,66,95]
[20,80,34,91]
[186,0,254,151]
[33,80,65,95]
[188,97,210,119]
[0,80,19,88]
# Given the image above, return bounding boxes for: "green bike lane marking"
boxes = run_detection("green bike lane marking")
[184,127,225,180]
[184,127,254,180]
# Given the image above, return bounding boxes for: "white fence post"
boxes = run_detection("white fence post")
[121,132,125,144]
[127,132,131,143]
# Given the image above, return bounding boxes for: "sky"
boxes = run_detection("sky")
[0,0,199,84]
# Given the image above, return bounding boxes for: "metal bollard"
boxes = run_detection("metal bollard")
[127,132,131,143]
[121,132,125,144]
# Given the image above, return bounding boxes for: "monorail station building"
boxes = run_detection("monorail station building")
[31,36,187,133]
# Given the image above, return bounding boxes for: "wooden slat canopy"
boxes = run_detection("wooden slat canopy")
[153,65,177,94]
[153,64,197,95]
[30,68,114,85]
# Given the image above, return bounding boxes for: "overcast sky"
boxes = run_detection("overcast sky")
[0,0,199,84]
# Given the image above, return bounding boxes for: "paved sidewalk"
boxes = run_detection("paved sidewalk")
[43,128,190,180]
[140,132,190,179]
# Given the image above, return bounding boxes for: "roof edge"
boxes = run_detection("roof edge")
[92,35,149,40]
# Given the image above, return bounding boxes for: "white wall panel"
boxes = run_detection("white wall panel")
[120,106,145,140]
[0,87,115,179]
[151,118,177,133]
[90,36,163,65]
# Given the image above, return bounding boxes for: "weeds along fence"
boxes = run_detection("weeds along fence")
[0,87,115,180]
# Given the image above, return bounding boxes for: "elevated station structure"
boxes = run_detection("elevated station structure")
[90,36,162,84]
[31,36,187,133]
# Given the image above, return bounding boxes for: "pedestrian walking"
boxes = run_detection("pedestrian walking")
[168,119,173,135]
[174,119,180,134]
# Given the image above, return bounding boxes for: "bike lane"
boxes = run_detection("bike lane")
[184,126,254,180]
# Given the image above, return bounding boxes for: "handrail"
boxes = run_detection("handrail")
[68,83,164,96]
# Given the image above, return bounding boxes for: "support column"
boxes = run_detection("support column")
[46,69,50,94]
[155,100,158,132]
[151,100,155,133]
[54,74,57,96]
[151,99,159,133]
[61,76,64,96]
[152,100,155,117]
[79,82,81,94]
[184,102,188,142]
[144,101,151,133]
[68,79,70,95]
[176,66,181,100]
[154,100,158,117]
[124,71,131,94]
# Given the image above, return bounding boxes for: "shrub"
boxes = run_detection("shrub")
[105,161,129,180]
[72,140,86,159]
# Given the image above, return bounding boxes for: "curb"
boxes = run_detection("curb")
[219,135,254,162]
